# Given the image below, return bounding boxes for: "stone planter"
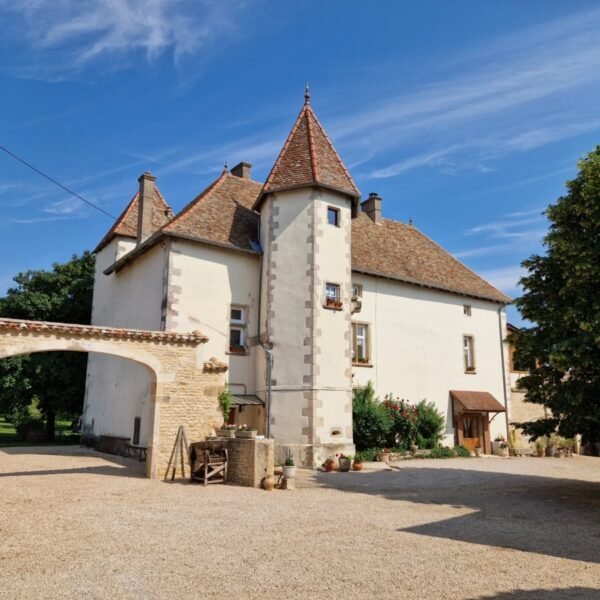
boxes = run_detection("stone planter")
[338,457,351,472]
[282,465,296,479]
[474,447,482,457]
[216,429,236,438]
[377,452,391,463]
[492,441,509,457]
[235,430,257,439]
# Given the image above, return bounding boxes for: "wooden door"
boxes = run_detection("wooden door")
[461,415,482,452]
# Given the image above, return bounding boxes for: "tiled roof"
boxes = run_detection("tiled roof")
[95,186,172,252]
[351,212,511,303]
[256,99,359,207]
[162,171,263,252]
[450,390,506,412]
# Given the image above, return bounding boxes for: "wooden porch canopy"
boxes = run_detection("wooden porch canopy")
[450,390,506,413]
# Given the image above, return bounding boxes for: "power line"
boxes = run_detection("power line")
[0,144,118,220]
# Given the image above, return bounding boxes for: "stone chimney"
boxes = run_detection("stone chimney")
[361,192,382,224]
[137,171,157,244]
[231,161,252,179]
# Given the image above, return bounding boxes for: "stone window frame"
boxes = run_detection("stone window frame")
[352,321,372,366]
[327,206,340,227]
[324,282,343,310]
[228,304,249,355]
[463,334,476,373]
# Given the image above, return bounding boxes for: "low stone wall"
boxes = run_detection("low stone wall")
[190,438,274,488]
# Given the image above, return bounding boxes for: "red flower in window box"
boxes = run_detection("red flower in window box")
[325,298,343,309]
[229,345,246,354]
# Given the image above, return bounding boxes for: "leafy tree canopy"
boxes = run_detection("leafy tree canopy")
[0,252,95,436]
[511,147,600,443]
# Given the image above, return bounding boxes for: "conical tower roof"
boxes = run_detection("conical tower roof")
[256,89,359,208]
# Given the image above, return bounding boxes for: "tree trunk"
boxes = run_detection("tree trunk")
[45,409,56,442]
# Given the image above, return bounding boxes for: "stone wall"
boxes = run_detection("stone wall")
[190,438,274,488]
[0,318,227,480]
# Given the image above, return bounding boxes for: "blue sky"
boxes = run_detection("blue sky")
[1,1,599,325]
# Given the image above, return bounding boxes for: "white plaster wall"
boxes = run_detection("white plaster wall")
[166,239,260,395]
[84,238,166,445]
[351,273,510,446]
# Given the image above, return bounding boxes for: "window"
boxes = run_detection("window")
[463,335,475,372]
[229,306,247,353]
[132,417,141,446]
[463,305,472,316]
[325,283,342,308]
[351,284,363,299]
[327,206,340,227]
[352,323,370,364]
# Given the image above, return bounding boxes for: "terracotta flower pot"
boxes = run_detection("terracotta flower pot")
[323,459,337,472]
[262,474,275,491]
[352,461,364,471]
[338,458,351,472]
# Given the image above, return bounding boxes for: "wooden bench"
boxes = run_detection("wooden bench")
[124,444,147,462]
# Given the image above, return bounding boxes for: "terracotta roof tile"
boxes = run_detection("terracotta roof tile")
[95,186,172,252]
[258,101,359,205]
[450,390,506,412]
[162,171,263,251]
[351,212,510,303]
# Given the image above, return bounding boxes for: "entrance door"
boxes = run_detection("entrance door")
[461,414,482,452]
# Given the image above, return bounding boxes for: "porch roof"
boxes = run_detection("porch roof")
[450,390,506,413]
[231,394,264,407]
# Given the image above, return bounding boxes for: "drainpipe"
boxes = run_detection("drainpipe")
[498,306,511,439]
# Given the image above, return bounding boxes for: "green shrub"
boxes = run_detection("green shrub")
[218,385,232,422]
[357,448,381,462]
[453,445,471,457]
[382,395,418,450]
[352,383,392,450]
[414,400,445,449]
[429,446,455,459]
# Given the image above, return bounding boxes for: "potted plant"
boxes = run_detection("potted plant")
[474,445,482,457]
[535,438,545,457]
[338,454,352,472]
[235,424,257,439]
[492,434,509,457]
[283,450,296,479]
[229,344,246,354]
[377,448,391,463]
[323,457,337,472]
[352,453,364,471]
[216,423,238,438]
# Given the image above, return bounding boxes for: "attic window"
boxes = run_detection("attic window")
[463,305,472,316]
[327,207,340,227]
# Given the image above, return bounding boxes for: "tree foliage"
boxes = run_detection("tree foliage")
[510,147,600,443]
[0,252,95,437]
[414,399,445,449]
[352,382,392,450]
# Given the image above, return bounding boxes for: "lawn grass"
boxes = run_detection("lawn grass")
[0,416,80,447]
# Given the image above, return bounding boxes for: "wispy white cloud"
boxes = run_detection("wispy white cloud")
[479,266,526,297]
[0,0,247,79]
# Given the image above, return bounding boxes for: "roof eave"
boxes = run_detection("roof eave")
[103,231,261,275]
[253,182,360,212]
[351,267,512,305]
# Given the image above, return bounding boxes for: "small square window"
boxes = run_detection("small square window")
[327,207,340,227]
[463,305,472,316]
[351,284,363,299]
[325,283,342,308]
[230,307,244,324]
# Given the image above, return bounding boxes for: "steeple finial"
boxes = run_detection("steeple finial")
[223,162,229,174]
[304,81,310,105]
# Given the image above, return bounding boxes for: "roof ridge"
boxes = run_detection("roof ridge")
[305,106,319,183]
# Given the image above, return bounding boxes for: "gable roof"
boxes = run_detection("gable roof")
[351,212,511,304]
[255,98,359,208]
[95,186,172,253]
[162,170,263,251]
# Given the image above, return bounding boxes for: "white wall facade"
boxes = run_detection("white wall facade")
[350,273,510,446]
[83,238,166,446]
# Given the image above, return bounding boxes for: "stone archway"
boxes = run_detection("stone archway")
[0,318,227,478]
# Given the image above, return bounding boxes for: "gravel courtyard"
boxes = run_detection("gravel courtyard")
[1,447,599,600]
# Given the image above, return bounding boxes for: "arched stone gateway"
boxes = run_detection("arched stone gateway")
[0,318,227,479]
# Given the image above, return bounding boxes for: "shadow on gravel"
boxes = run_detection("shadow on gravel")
[0,446,145,478]
[314,465,600,564]
[471,587,599,600]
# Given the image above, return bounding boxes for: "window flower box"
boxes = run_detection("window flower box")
[325,298,343,310]
[235,426,257,439]
[229,345,247,354]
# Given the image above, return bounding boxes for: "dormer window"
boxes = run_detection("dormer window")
[327,206,340,227]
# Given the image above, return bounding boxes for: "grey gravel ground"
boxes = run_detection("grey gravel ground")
[1,447,599,600]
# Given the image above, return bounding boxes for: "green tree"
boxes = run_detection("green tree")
[414,399,445,449]
[510,147,600,444]
[0,252,95,438]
